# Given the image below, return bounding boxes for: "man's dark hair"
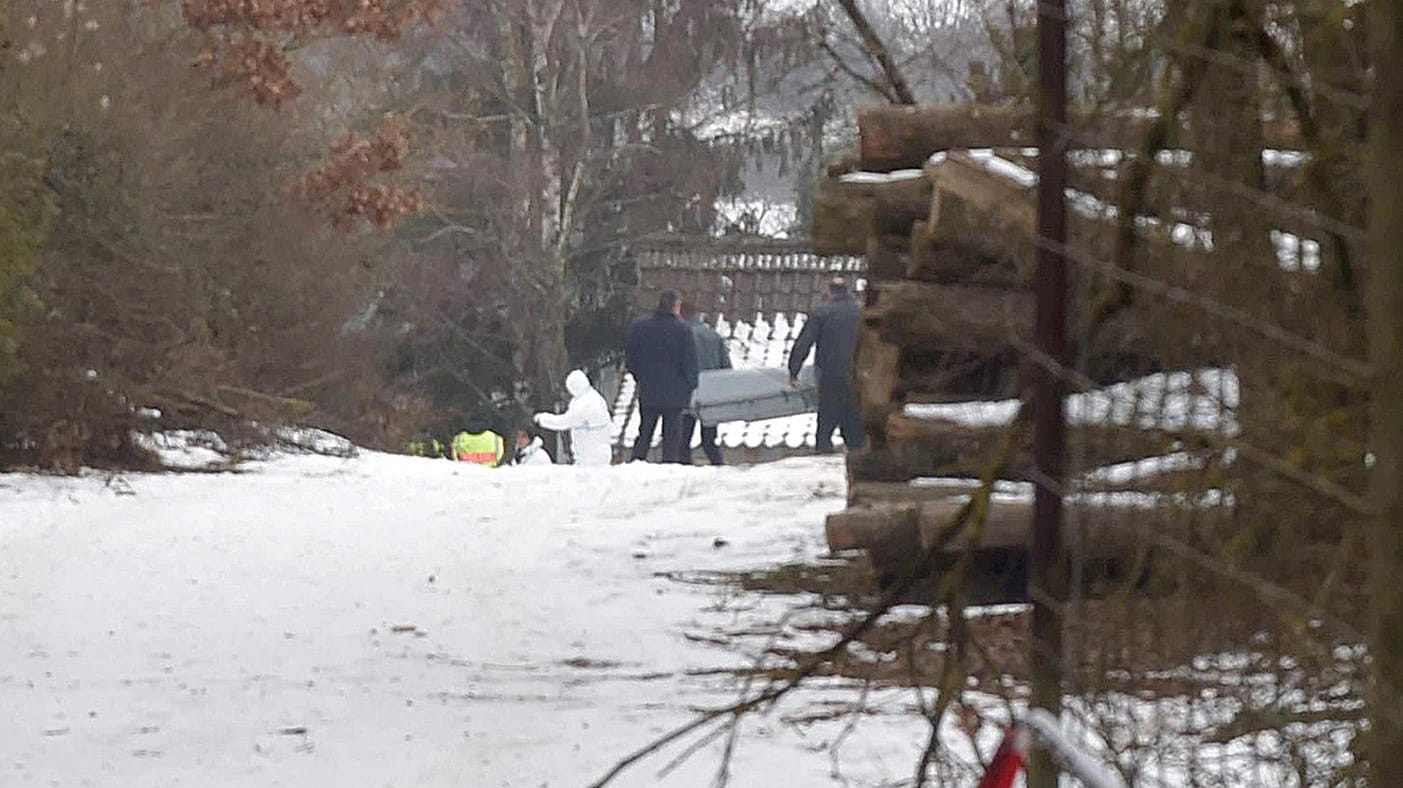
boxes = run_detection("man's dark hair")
[657,290,680,313]
[828,277,849,296]
[678,300,698,320]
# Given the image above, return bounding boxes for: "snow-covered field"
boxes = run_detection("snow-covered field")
[1,451,950,787]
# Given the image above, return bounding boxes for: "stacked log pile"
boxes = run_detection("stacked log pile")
[812,105,1248,576]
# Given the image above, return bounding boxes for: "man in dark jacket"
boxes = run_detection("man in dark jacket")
[788,278,866,454]
[679,301,730,465]
[625,290,700,463]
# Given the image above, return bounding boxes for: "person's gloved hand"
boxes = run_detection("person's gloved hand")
[532,412,547,426]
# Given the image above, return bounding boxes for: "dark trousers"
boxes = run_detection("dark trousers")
[681,414,723,465]
[817,380,866,454]
[632,407,687,463]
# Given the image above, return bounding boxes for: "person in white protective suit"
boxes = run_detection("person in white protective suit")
[512,429,554,466]
[533,370,615,466]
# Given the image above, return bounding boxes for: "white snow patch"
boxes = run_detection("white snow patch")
[133,430,230,470]
[839,168,926,184]
[712,197,798,238]
[1082,452,1207,485]
[0,453,971,787]
[1272,229,1323,272]
[271,426,357,458]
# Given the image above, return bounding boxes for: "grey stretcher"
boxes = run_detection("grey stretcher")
[688,366,818,426]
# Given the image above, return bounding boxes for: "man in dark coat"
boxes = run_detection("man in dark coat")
[625,290,699,463]
[679,301,730,465]
[788,278,866,454]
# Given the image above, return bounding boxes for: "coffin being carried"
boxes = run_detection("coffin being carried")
[688,366,818,426]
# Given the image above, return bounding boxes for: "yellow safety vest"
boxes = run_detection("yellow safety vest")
[405,438,445,458]
[452,430,504,467]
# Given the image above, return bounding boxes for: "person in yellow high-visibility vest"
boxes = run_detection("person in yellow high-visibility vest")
[451,415,505,467]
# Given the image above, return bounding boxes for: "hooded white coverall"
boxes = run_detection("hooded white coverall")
[533,370,615,466]
[515,436,553,466]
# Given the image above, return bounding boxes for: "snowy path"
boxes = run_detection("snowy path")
[1,454,936,787]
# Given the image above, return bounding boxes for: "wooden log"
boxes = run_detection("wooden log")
[916,497,1032,551]
[915,152,1040,281]
[857,104,1303,171]
[912,496,1203,555]
[810,181,873,256]
[927,152,1036,235]
[832,493,1226,562]
[848,442,1031,483]
[854,324,901,438]
[825,503,917,552]
[863,281,1032,351]
[811,174,931,256]
[897,349,1020,401]
[848,416,1183,484]
[864,233,908,281]
[871,191,929,238]
[912,150,1228,299]
[859,105,1043,171]
[907,222,1024,286]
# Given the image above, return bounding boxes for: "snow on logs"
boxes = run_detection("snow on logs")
[855,104,1304,172]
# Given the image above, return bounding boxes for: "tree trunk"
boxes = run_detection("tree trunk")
[1366,0,1403,779]
[492,1,572,411]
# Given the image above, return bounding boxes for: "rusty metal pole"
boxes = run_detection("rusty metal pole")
[1029,0,1069,783]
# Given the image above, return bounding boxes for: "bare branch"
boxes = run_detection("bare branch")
[832,0,917,104]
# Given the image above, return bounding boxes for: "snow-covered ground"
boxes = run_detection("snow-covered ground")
[1,451,957,787]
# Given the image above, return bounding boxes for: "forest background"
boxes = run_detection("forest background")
[0,0,994,466]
